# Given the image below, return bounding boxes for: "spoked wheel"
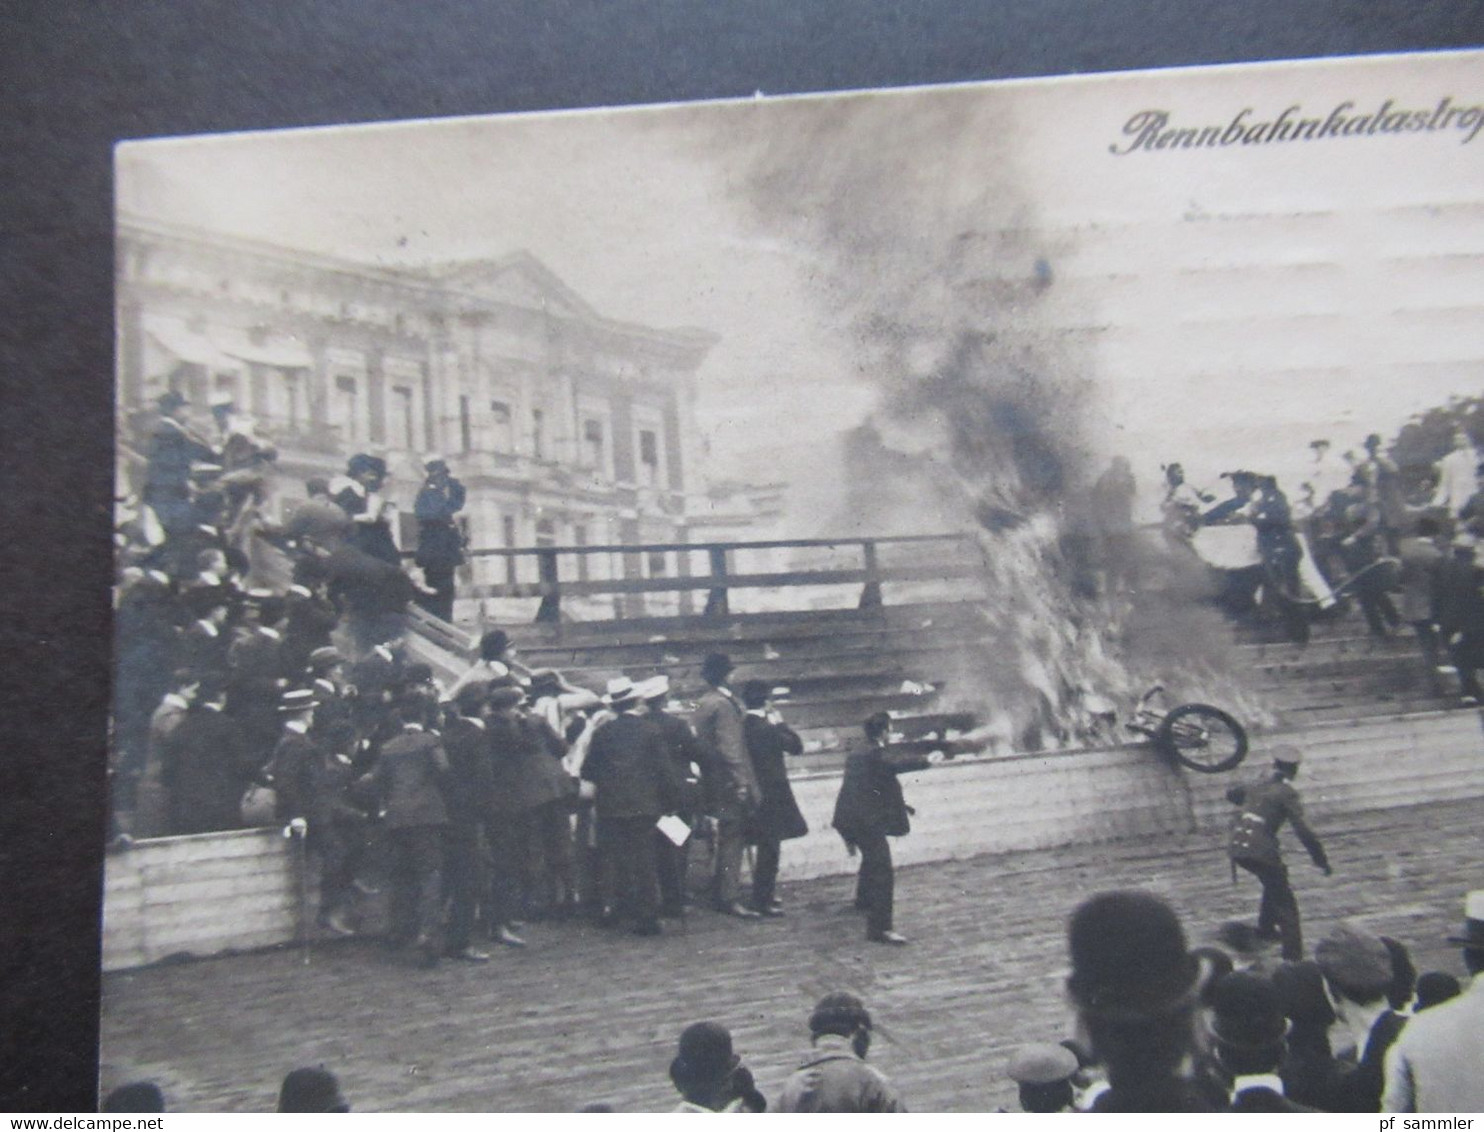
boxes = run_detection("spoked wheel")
[1156,703,1248,773]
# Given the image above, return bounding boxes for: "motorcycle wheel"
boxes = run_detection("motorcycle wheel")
[1156,703,1248,773]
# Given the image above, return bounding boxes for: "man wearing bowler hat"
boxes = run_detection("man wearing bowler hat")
[1225,744,1331,961]
[690,652,762,919]
[1383,890,1484,1112]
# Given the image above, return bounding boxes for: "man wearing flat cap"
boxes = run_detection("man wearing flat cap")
[1225,744,1330,961]
[1313,921,1409,1111]
[1383,890,1484,1112]
[1005,1044,1078,1113]
[413,457,466,623]
[690,653,762,919]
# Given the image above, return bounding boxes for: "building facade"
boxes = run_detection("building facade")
[117,218,717,606]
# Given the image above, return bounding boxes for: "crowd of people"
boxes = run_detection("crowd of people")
[102,884,1484,1113]
[1156,428,1484,683]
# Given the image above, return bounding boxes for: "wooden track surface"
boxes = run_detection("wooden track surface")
[101,797,1484,1113]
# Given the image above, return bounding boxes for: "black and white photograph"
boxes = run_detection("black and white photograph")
[99,47,1484,1112]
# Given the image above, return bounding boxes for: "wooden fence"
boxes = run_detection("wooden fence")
[423,533,982,622]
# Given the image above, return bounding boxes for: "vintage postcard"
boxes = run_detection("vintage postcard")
[104,48,1484,1113]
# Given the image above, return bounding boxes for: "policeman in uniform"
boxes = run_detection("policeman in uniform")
[1226,744,1331,961]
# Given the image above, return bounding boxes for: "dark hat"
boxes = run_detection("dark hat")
[739,679,771,710]
[488,684,525,710]
[308,646,344,671]
[808,992,871,1038]
[102,1082,166,1113]
[279,688,319,713]
[670,1022,739,1089]
[425,455,449,472]
[1207,972,1288,1050]
[1315,921,1394,997]
[1446,890,1484,949]
[528,668,563,695]
[156,389,188,412]
[1006,1043,1079,1087]
[1067,891,1199,1020]
[346,453,387,479]
[277,1066,348,1113]
[478,628,511,661]
[1415,970,1463,1011]
[700,652,734,685]
[1269,960,1336,1030]
[453,679,491,713]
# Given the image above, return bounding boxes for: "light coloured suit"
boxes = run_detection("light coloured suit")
[1382,976,1484,1112]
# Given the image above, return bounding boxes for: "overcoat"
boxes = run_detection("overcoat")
[831,743,910,843]
[742,713,808,842]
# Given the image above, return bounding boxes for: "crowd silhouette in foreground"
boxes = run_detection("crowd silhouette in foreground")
[103,886,1483,1112]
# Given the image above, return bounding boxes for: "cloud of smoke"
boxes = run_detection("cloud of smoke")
[703,91,1269,747]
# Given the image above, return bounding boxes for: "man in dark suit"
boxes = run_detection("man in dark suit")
[582,680,679,936]
[1433,534,1484,704]
[142,389,216,558]
[691,652,761,919]
[481,680,538,948]
[412,457,466,623]
[359,690,450,966]
[1208,972,1317,1111]
[639,675,705,919]
[159,679,250,835]
[1226,745,1331,961]
[832,712,911,945]
[439,681,495,961]
[739,680,807,917]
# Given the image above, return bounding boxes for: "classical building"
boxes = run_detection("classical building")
[116,217,717,605]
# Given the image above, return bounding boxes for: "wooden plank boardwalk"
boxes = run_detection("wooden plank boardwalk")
[101,797,1484,1113]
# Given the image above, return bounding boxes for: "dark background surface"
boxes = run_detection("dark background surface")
[2,0,1481,1111]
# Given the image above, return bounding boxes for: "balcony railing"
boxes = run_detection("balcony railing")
[410,533,983,623]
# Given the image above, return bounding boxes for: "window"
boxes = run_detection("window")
[490,400,513,451]
[282,371,304,429]
[647,550,667,577]
[638,428,660,487]
[392,385,415,449]
[459,395,472,454]
[535,518,556,547]
[531,408,545,460]
[334,375,359,443]
[582,418,605,471]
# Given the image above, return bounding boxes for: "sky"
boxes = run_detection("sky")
[118,49,1484,514]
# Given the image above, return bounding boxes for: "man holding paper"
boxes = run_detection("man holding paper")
[580,677,682,937]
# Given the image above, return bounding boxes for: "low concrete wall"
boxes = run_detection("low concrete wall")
[102,709,1484,971]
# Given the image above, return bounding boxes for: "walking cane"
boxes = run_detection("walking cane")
[286,819,311,966]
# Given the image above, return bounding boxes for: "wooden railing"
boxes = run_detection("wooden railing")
[432,533,982,623]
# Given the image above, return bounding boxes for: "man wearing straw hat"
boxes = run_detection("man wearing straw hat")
[1382,890,1484,1112]
[1225,744,1331,962]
